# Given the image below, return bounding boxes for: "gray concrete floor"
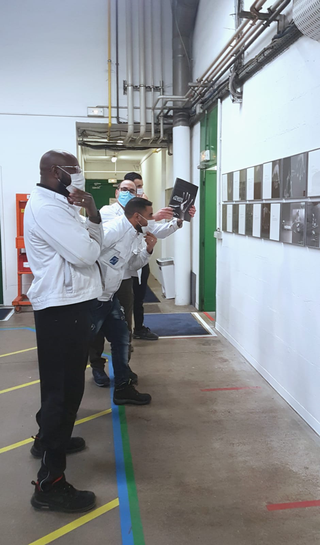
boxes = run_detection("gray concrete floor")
[1,282,320,544]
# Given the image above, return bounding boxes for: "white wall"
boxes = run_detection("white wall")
[0,0,173,305]
[192,0,320,435]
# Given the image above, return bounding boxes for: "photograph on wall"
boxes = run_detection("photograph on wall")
[307,149,320,197]
[222,174,228,202]
[227,173,233,201]
[261,203,271,239]
[239,204,246,235]
[245,203,253,236]
[233,204,239,233]
[227,204,233,232]
[306,202,320,249]
[247,167,254,200]
[254,165,263,200]
[282,153,307,199]
[239,169,247,200]
[222,204,227,231]
[253,204,261,238]
[233,171,240,201]
[280,202,305,246]
[270,203,281,241]
[271,160,281,199]
[168,178,198,222]
[263,162,272,199]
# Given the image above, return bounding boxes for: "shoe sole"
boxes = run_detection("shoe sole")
[113,398,151,406]
[93,380,110,388]
[132,336,159,341]
[30,444,86,459]
[31,496,96,513]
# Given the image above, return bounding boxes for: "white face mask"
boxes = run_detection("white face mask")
[66,172,86,193]
[137,187,144,196]
[141,219,156,234]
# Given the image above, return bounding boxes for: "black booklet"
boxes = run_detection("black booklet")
[168,178,198,222]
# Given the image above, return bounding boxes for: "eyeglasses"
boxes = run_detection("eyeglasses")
[119,187,136,195]
[56,165,82,173]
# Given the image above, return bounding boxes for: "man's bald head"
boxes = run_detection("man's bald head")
[39,150,80,189]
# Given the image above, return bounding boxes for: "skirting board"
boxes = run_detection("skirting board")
[215,322,320,438]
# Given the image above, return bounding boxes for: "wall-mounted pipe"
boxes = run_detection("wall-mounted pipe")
[107,0,112,138]
[150,0,155,143]
[124,0,134,144]
[137,0,146,144]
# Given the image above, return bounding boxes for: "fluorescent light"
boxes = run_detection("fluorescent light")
[111,156,117,163]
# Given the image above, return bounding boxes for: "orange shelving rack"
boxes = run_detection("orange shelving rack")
[12,193,32,312]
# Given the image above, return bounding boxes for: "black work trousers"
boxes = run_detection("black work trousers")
[133,263,150,331]
[34,300,94,485]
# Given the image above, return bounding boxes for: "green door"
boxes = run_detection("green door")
[199,107,218,311]
[85,180,116,210]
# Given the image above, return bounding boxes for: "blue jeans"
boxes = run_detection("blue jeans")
[91,297,130,387]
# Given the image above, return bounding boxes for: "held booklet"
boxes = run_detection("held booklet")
[168,178,198,222]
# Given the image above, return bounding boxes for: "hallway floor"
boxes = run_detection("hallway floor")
[1,281,320,544]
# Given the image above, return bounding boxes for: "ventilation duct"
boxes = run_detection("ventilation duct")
[293,0,320,41]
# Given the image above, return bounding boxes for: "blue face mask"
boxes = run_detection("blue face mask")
[118,190,135,208]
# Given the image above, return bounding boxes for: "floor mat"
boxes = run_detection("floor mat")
[0,307,14,321]
[144,285,160,303]
[144,312,216,337]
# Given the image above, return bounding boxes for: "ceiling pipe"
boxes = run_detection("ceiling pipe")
[149,0,155,143]
[124,0,134,144]
[107,0,112,139]
[136,0,146,144]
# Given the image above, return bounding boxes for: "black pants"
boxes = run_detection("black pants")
[133,263,149,331]
[34,300,94,485]
[89,279,133,370]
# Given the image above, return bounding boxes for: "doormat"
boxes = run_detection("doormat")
[144,285,160,303]
[143,312,216,338]
[0,307,14,321]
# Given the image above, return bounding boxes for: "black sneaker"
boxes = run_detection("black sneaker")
[133,326,159,340]
[113,382,151,405]
[128,367,138,385]
[31,476,96,513]
[31,436,86,458]
[92,368,110,387]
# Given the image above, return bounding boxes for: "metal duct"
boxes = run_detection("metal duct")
[293,0,320,41]
[172,0,200,127]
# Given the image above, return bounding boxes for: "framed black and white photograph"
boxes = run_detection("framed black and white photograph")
[254,165,263,200]
[280,202,305,246]
[239,204,246,235]
[233,204,239,233]
[270,203,281,241]
[227,173,233,201]
[239,169,247,201]
[247,167,254,200]
[263,162,272,199]
[222,174,228,202]
[222,204,227,231]
[227,204,233,232]
[271,160,281,199]
[233,171,240,201]
[282,153,307,199]
[306,202,320,249]
[253,204,261,238]
[245,203,253,236]
[261,203,271,239]
[307,149,320,197]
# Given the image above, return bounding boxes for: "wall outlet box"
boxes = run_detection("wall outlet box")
[87,107,105,117]
[214,230,222,239]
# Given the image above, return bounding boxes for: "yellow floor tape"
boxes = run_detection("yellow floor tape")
[0,408,112,454]
[28,498,119,545]
[0,365,91,395]
[0,346,37,358]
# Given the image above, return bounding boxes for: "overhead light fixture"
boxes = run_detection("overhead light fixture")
[111,155,117,163]
[117,140,124,145]
[87,107,104,117]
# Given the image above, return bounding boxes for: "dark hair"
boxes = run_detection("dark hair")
[125,197,152,218]
[124,172,142,181]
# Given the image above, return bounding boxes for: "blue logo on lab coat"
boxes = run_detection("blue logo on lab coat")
[109,255,119,266]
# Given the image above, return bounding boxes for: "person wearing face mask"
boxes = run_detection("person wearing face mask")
[124,172,196,342]
[91,197,157,405]
[24,150,103,513]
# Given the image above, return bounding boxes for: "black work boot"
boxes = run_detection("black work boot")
[31,476,96,513]
[128,367,138,385]
[113,381,151,405]
[30,436,86,458]
[133,326,158,340]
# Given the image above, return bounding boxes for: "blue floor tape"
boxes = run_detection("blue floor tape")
[106,354,134,545]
